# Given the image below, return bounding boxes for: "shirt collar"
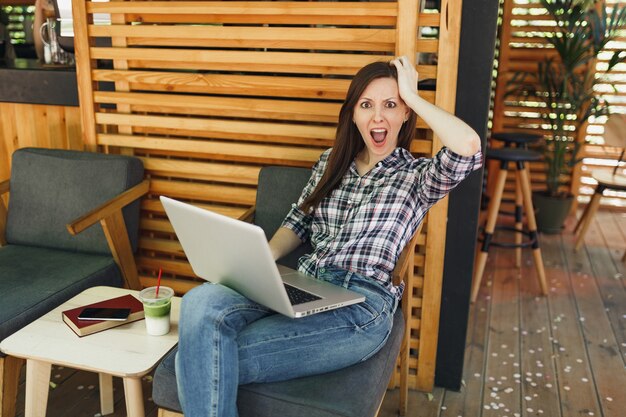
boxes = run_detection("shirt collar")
[349,147,411,177]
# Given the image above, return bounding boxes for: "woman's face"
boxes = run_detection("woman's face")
[352,77,409,164]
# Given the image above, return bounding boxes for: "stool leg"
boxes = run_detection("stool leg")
[574,187,603,251]
[472,167,508,303]
[514,169,523,268]
[518,166,549,295]
[574,195,593,234]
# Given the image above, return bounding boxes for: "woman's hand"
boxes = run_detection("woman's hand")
[390,56,481,156]
[390,56,419,105]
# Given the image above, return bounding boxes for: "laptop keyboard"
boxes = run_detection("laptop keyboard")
[284,283,322,305]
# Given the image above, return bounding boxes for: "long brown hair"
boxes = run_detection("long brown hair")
[300,61,417,213]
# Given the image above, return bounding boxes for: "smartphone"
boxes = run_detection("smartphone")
[77,307,131,321]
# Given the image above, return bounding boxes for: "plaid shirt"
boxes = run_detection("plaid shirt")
[282,146,483,298]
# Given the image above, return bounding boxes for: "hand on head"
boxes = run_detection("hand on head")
[390,56,419,104]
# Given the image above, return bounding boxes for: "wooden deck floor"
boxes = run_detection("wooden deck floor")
[11,210,626,417]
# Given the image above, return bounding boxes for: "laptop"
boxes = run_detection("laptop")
[160,196,365,318]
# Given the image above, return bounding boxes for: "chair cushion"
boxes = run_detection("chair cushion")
[6,148,144,255]
[255,166,313,270]
[0,244,123,346]
[152,308,404,417]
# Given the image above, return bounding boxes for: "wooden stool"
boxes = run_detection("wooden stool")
[471,147,548,303]
[490,132,543,266]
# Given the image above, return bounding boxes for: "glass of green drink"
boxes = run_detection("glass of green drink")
[138,286,174,336]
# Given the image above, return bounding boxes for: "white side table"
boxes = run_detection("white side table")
[0,286,180,417]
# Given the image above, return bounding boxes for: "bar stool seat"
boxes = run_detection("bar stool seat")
[487,148,542,163]
[472,145,548,303]
[491,132,543,147]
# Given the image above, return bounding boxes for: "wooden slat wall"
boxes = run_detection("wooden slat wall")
[0,102,83,181]
[491,0,626,211]
[68,0,463,391]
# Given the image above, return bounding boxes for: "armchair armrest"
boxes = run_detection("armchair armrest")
[392,224,422,287]
[66,180,150,290]
[391,223,422,416]
[238,205,256,223]
[67,180,150,235]
[0,179,8,195]
[0,179,9,247]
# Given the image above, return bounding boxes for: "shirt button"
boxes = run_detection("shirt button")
[319,267,326,273]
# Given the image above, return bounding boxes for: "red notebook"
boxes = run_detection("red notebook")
[62,294,145,337]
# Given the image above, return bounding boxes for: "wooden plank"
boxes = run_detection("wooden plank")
[64,108,84,151]
[89,48,392,76]
[87,1,397,25]
[89,25,399,52]
[14,105,38,149]
[115,12,441,28]
[567,213,626,416]
[480,228,521,417]
[140,158,260,185]
[149,179,256,206]
[91,82,437,110]
[97,133,325,165]
[94,112,336,143]
[72,0,97,150]
[138,256,195,277]
[91,70,351,100]
[139,236,185,256]
[540,233,603,416]
[0,103,17,181]
[519,245,560,417]
[45,106,67,149]
[139,275,200,296]
[140,198,248,219]
[94,92,342,123]
[415,0,462,392]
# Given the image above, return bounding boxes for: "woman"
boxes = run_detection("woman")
[176,56,482,417]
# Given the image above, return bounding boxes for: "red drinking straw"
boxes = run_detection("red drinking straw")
[156,268,162,298]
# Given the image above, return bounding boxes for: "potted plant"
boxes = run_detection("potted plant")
[507,0,626,233]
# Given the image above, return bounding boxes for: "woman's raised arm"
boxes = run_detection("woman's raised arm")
[391,56,480,157]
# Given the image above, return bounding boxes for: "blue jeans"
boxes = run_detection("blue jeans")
[175,268,397,417]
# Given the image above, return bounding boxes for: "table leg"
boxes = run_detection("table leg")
[99,373,114,415]
[24,359,51,417]
[123,377,145,417]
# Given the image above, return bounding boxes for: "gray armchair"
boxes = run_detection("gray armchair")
[0,147,148,417]
[153,166,419,417]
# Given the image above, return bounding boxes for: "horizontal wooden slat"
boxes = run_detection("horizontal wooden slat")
[88,1,399,17]
[91,48,393,76]
[140,218,175,234]
[98,133,325,165]
[410,140,433,155]
[123,13,395,26]
[89,25,399,52]
[149,179,256,205]
[92,70,351,100]
[94,91,342,123]
[138,256,196,277]
[140,236,185,255]
[139,275,200,295]
[140,158,261,185]
[141,198,249,219]
[92,77,437,106]
[95,112,336,143]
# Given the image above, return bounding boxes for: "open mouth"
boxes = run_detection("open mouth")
[370,128,388,144]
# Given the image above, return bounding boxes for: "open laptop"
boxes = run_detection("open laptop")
[160,196,365,318]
